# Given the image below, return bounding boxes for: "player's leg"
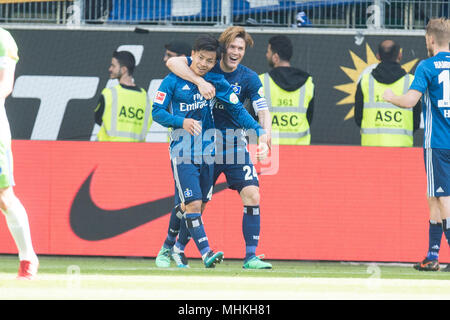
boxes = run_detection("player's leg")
[415,148,443,271]
[423,148,450,271]
[0,143,38,279]
[439,196,450,272]
[240,185,261,259]
[184,199,223,268]
[164,192,185,249]
[225,156,271,269]
[172,164,225,268]
[414,197,442,271]
[170,200,191,268]
[176,162,222,268]
[155,187,185,268]
[195,163,223,268]
[240,185,271,269]
[170,218,190,268]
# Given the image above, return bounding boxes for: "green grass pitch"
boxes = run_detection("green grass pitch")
[1,254,450,300]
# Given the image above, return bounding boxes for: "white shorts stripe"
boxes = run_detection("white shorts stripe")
[426,148,434,197]
[172,157,185,203]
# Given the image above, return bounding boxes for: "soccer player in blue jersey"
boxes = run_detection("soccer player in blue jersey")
[158,27,273,270]
[383,17,450,272]
[152,34,267,268]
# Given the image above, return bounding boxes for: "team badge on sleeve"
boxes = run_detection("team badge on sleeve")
[154,91,167,104]
[231,84,241,95]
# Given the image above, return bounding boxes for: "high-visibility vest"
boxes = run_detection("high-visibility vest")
[97,84,152,142]
[360,73,413,147]
[259,72,314,145]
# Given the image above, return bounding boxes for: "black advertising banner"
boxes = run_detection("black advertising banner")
[6,28,427,146]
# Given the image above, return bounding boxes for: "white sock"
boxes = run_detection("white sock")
[2,197,37,263]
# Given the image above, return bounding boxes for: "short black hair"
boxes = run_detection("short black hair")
[378,40,400,62]
[165,41,192,57]
[192,34,222,61]
[268,35,293,62]
[112,50,136,75]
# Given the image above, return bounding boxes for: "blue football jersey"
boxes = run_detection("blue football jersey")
[410,52,450,149]
[211,63,267,131]
[152,71,263,160]
[185,58,267,153]
[210,63,268,152]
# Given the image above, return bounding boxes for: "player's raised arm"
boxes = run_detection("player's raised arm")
[249,73,272,147]
[166,56,216,100]
[383,88,422,109]
[214,81,264,135]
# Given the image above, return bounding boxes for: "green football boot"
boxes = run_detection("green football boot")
[155,246,171,268]
[203,251,224,268]
[243,255,272,269]
[171,249,189,268]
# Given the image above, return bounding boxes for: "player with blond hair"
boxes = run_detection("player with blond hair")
[384,17,450,271]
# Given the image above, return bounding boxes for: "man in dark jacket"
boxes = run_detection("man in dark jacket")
[354,40,421,146]
[259,35,314,145]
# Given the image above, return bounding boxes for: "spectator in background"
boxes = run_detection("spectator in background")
[95,50,151,142]
[354,40,421,147]
[163,40,192,63]
[0,27,39,279]
[260,35,314,145]
[296,11,312,27]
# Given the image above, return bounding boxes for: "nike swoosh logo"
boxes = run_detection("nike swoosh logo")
[69,167,229,241]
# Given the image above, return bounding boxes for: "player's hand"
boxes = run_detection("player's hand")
[256,133,270,161]
[183,118,202,136]
[383,88,395,102]
[197,78,216,100]
[265,131,272,149]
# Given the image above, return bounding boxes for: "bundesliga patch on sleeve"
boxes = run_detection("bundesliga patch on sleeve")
[258,86,264,98]
[154,91,167,104]
[230,92,239,104]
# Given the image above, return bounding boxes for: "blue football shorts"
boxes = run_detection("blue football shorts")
[171,157,214,205]
[214,148,259,193]
[423,148,450,197]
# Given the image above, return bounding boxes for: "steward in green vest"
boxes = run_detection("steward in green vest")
[94,50,152,142]
[260,35,314,145]
[355,40,421,147]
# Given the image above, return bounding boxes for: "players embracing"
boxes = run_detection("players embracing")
[152,33,269,268]
[155,27,273,269]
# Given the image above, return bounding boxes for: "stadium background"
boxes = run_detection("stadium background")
[0,2,448,264]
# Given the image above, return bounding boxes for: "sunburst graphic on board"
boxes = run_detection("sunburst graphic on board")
[333,43,418,120]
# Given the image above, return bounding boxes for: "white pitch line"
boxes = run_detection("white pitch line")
[1,274,450,300]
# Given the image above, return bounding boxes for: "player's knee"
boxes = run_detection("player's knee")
[0,187,15,213]
[240,186,260,206]
[185,200,202,213]
[438,196,450,214]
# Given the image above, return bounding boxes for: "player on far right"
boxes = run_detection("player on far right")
[383,17,450,272]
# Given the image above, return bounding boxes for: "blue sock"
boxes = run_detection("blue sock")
[185,213,210,256]
[242,205,260,261]
[426,220,442,260]
[163,204,184,249]
[177,217,191,249]
[443,218,450,248]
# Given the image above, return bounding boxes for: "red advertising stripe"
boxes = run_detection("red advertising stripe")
[1,140,447,263]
